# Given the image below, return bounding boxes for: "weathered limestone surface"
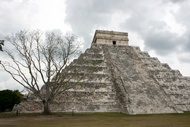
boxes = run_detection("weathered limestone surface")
[15,30,190,114]
[103,45,179,114]
[51,44,119,113]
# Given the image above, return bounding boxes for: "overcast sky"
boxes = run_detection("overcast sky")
[0,0,190,91]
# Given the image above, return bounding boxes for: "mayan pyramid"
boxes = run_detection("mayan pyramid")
[16,30,190,114]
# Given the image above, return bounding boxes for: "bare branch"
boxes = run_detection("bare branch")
[0,30,81,114]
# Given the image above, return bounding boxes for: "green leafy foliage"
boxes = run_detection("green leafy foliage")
[0,89,22,112]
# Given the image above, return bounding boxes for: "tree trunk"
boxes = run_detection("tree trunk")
[43,100,51,115]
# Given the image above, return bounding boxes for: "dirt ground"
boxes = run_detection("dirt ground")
[0,112,190,127]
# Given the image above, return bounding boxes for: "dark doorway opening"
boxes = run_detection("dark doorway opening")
[113,41,116,45]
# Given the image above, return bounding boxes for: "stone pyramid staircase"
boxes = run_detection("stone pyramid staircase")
[15,30,190,114]
[51,44,120,112]
[132,46,190,113]
[102,45,180,114]
[52,43,190,114]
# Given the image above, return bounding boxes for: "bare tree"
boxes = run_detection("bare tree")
[0,30,81,114]
[0,40,4,64]
[0,40,4,51]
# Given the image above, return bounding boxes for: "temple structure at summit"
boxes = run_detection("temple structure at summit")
[16,30,190,114]
[92,30,129,45]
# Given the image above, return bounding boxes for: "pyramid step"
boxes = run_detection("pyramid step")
[64,72,110,77]
[63,79,112,83]
[80,53,104,60]
[162,63,171,69]
[150,70,182,78]
[161,82,189,87]
[170,94,190,104]
[143,64,170,71]
[180,76,190,83]
[85,48,103,54]
[141,57,161,65]
[72,59,106,66]
[136,51,150,58]
[64,81,113,86]
[132,46,141,52]
[64,65,108,74]
[54,103,119,112]
[64,74,112,83]
[67,89,113,92]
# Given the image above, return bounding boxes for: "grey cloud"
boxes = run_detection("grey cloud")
[0,72,23,91]
[0,72,10,82]
[143,29,180,55]
[64,0,190,64]
[65,1,112,48]
[65,0,171,53]
[174,4,190,27]
[122,18,180,55]
[0,0,38,37]
[65,0,132,49]
[45,29,63,36]
[119,1,181,56]
[178,55,190,63]
[172,2,190,53]
[122,16,185,56]
[181,32,190,53]
[166,0,186,3]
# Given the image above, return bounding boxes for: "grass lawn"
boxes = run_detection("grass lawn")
[0,112,190,127]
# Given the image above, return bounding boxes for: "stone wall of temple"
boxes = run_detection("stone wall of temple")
[92,30,128,46]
